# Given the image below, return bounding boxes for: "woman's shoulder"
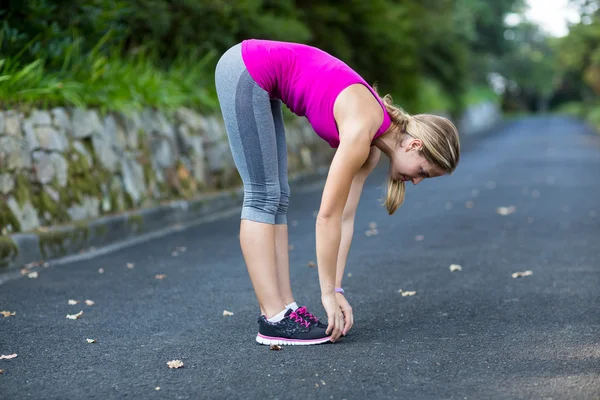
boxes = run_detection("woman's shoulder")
[334,84,386,135]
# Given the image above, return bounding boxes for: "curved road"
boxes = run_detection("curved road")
[1,115,599,399]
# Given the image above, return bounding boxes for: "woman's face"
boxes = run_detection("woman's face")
[390,138,445,185]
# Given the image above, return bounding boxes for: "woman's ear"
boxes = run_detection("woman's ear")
[407,138,423,151]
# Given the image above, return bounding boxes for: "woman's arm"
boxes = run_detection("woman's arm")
[336,147,381,287]
[316,131,371,342]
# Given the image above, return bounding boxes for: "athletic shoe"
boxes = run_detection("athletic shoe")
[296,306,328,329]
[256,308,330,346]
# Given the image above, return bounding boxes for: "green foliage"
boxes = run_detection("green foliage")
[0,0,525,113]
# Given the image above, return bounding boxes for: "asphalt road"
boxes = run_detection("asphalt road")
[1,115,599,400]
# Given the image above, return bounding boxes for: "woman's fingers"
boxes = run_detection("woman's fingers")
[342,305,353,335]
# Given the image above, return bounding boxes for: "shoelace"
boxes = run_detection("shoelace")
[289,311,310,328]
[296,307,319,323]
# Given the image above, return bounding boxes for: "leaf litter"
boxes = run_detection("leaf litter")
[398,289,416,297]
[512,270,533,279]
[1,311,16,317]
[223,310,234,316]
[449,264,462,272]
[66,311,83,320]
[167,360,184,369]
[0,354,17,360]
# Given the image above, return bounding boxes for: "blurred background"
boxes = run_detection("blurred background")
[0,0,597,121]
[0,0,598,258]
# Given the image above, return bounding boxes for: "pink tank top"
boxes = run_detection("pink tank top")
[241,39,391,148]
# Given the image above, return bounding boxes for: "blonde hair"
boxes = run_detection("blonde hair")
[375,87,460,215]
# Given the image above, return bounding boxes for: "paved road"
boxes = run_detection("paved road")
[1,116,599,400]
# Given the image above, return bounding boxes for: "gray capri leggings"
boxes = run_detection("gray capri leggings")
[214,43,290,225]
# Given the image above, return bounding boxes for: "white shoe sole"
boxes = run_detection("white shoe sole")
[256,334,331,346]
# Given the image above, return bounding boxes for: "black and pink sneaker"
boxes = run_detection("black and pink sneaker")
[296,306,328,329]
[256,309,330,346]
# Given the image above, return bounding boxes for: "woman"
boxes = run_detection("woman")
[215,39,460,346]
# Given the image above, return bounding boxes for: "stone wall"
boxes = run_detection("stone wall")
[0,108,333,234]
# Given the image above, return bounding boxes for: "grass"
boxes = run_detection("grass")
[0,34,219,114]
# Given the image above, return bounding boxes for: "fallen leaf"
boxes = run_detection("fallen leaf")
[223,310,234,316]
[415,235,424,241]
[167,360,184,369]
[398,289,416,297]
[368,222,377,229]
[465,201,474,209]
[512,270,533,279]
[315,384,319,388]
[68,299,79,305]
[307,261,316,268]
[270,344,282,351]
[20,268,29,275]
[496,205,516,216]
[155,274,167,280]
[0,369,3,374]
[66,311,83,320]
[1,311,16,317]
[126,263,135,269]
[155,387,161,391]
[365,229,379,236]
[0,354,17,360]
[449,264,462,272]
[86,339,97,344]
[27,272,39,279]
[347,273,353,278]
[321,380,326,386]
[98,268,104,274]
[85,300,95,306]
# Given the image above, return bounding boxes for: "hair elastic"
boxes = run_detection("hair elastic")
[335,288,345,294]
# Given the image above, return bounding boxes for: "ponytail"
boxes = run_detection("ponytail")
[384,176,405,215]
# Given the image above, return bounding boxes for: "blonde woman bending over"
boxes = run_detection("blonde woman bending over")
[215,39,460,346]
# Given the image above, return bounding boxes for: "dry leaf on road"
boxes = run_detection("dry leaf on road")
[223,310,234,316]
[496,206,517,216]
[0,354,17,360]
[512,270,533,278]
[155,274,167,280]
[98,268,104,274]
[307,261,316,268]
[270,344,282,351]
[398,289,416,297]
[86,339,97,344]
[365,229,379,236]
[1,311,16,317]
[167,360,184,369]
[85,300,95,306]
[126,263,135,269]
[347,273,352,278]
[155,387,161,391]
[0,369,3,374]
[66,311,83,320]
[449,264,462,272]
[68,299,79,305]
[27,272,39,279]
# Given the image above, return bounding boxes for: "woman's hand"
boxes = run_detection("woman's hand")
[322,292,344,342]
[335,292,353,336]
